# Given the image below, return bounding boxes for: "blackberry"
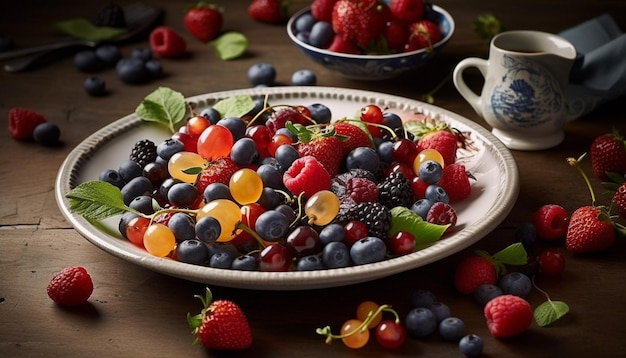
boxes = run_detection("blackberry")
[129,139,157,168]
[345,202,391,239]
[95,2,127,28]
[378,172,414,208]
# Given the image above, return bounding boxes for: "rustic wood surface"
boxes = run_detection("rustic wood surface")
[2,0,626,357]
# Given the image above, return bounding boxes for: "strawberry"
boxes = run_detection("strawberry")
[565,205,615,253]
[248,0,288,24]
[183,2,223,42]
[333,121,373,155]
[383,20,408,52]
[389,0,424,23]
[415,125,459,166]
[149,26,187,58]
[407,19,442,51]
[188,288,253,350]
[484,295,533,338]
[612,182,626,219]
[437,163,471,203]
[290,123,344,177]
[327,34,360,54]
[311,0,338,22]
[47,266,94,306]
[454,256,497,294]
[8,107,47,140]
[331,0,388,48]
[589,129,626,181]
[283,156,332,198]
[195,157,240,195]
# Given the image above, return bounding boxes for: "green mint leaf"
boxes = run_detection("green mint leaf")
[492,242,528,265]
[182,166,204,175]
[135,87,186,133]
[65,181,129,220]
[212,95,255,119]
[211,32,248,60]
[54,18,127,41]
[534,300,570,327]
[389,206,448,250]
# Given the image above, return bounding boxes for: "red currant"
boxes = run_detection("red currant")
[186,115,211,139]
[392,138,418,166]
[126,216,149,248]
[375,319,406,349]
[538,248,565,276]
[360,104,384,137]
[388,231,416,255]
[344,221,368,247]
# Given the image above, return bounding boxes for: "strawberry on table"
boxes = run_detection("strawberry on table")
[589,129,626,181]
[149,26,187,58]
[565,205,615,253]
[8,107,47,140]
[248,0,288,24]
[184,2,223,42]
[188,287,253,351]
[47,266,94,306]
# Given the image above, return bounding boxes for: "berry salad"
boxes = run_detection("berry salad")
[64,87,506,284]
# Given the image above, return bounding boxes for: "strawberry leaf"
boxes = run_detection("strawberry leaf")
[65,181,131,220]
[492,242,528,265]
[389,206,448,250]
[534,300,569,327]
[135,87,186,133]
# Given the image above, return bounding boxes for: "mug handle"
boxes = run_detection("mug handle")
[452,57,489,117]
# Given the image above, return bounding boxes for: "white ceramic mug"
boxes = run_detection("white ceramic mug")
[453,30,583,150]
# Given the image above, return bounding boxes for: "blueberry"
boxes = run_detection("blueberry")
[201,106,221,124]
[291,69,317,86]
[410,198,435,219]
[419,160,443,184]
[382,112,403,132]
[295,13,316,33]
[307,103,332,124]
[176,239,209,265]
[275,204,297,224]
[275,127,298,142]
[474,284,503,307]
[168,213,196,243]
[376,140,394,163]
[405,307,437,337]
[118,211,139,239]
[159,177,181,200]
[350,236,386,265]
[129,195,155,215]
[247,63,276,86]
[73,50,102,72]
[499,272,532,297]
[258,187,284,209]
[319,223,345,246]
[439,317,465,341]
[274,144,300,172]
[203,183,233,203]
[209,252,234,268]
[230,137,259,165]
[425,184,449,203]
[255,210,290,242]
[195,216,222,244]
[516,221,537,250]
[257,164,284,189]
[84,76,107,96]
[345,147,380,175]
[167,182,199,208]
[217,116,247,141]
[308,21,333,48]
[459,334,484,357]
[231,255,259,271]
[322,241,350,268]
[121,176,153,205]
[297,255,325,271]
[156,138,185,161]
[116,57,149,84]
[429,301,451,323]
[33,122,61,146]
[206,242,238,258]
[411,289,437,308]
[98,169,125,188]
[130,47,152,61]
[95,44,121,67]
[118,159,143,183]
[144,59,163,78]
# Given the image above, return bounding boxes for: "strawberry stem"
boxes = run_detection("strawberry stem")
[567,154,597,206]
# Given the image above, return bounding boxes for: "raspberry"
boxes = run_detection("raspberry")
[283,156,331,198]
[346,177,379,203]
[426,201,457,233]
[454,256,497,294]
[484,295,533,337]
[47,266,94,306]
[437,163,471,203]
[532,204,569,240]
[149,26,187,58]
[8,107,47,140]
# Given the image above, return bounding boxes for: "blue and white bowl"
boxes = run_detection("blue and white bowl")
[287,5,455,80]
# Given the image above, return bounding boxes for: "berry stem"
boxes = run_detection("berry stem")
[315,304,397,344]
[236,222,267,249]
[567,154,597,206]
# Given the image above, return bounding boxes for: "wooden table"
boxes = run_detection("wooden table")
[2,0,626,356]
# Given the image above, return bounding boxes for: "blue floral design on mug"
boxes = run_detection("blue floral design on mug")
[489,55,564,129]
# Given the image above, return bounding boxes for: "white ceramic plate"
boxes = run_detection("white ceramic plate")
[55,87,519,290]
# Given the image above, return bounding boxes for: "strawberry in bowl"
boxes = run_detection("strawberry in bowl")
[287,0,455,80]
